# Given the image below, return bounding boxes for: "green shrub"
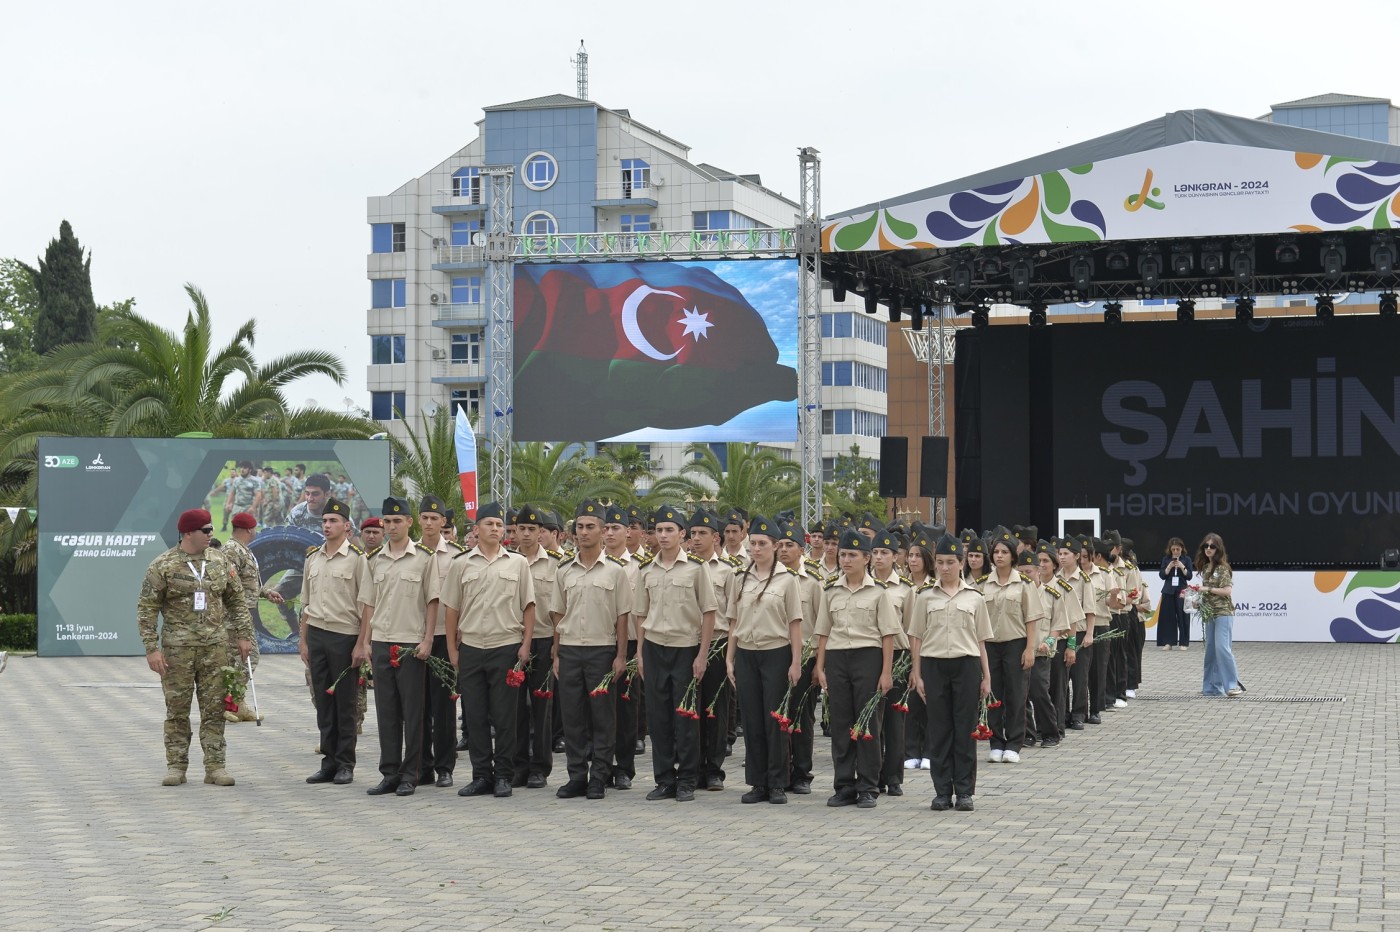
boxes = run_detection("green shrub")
[0,614,37,651]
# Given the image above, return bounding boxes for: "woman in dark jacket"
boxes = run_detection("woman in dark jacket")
[1157,538,1194,650]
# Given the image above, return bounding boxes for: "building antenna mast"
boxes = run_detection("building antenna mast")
[571,40,588,100]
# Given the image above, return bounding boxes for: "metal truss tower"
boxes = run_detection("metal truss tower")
[484,165,515,510]
[796,147,824,534]
[928,304,949,525]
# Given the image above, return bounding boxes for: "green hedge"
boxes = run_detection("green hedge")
[0,614,37,651]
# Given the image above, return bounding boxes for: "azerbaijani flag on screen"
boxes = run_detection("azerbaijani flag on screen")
[512,260,798,441]
[455,407,478,520]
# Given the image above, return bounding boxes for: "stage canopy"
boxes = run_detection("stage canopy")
[821,109,1400,312]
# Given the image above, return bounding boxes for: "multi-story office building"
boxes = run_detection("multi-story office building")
[366,93,886,481]
[1262,92,1399,144]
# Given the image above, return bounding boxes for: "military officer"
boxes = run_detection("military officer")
[139,508,253,787]
[223,512,286,721]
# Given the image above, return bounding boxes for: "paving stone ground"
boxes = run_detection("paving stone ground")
[1,643,1395,931]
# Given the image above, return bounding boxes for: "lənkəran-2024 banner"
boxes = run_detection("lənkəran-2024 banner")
[37,438,389,657]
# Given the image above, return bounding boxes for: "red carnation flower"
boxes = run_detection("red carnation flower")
[861,732,875,741]
[357,676,365,686]
[326,687,336,695]
[449,693,461,701]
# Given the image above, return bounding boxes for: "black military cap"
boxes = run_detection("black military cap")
[775,520,802,544]
[1073,534,1092,554]
[1104,528,1123,549]
[689,508,718,530]
[990,525,1016,551]
[477,502,504,522]
[871,529,898,553]
[1013,524,1039,546]
[838,528,871,552]
[626,504,643,525]
[1036,539,1056,558]
[324,498,351,518]
[575,500,602,520]
[382,496,410,516]
[1121,537,1134,553]
[652,504,686,530]
[444,508,456,524]
[966,537,987,555]
[724,509,746,529]
[516,503,545,526]
[934,533,965,558]
[927,524,947,540]
[604,504,627,526]
[1016,549,1038,568]
[959,528,979,545]
[544,510,563,531]
[747,515,776,538]
[419,494,447,516]
[859,511,883,531]
[1093,537,1115,559]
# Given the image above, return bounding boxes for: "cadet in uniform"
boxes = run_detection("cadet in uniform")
[551,501,631,800]
[688,507,737,790]
[815,529,900,809]
[726,516,803,805]
[139,508,253,786]
[360,497,440,796]
[443,502,536,799]
[602,505,642,788]
[511,503,560,788]
[415,494,464,788]
[1055,538,1097,729]
[906,534,993,812]
[774,518,826,796]
[981,527,1045,764]
[301,498,373,785]
[635,505,716,802]
[868,528,913,794]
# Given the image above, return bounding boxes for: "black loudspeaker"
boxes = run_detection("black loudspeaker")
[877,436,909,498]
[919,436,950,498]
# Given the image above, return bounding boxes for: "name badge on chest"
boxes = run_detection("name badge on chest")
[194,590,208,611]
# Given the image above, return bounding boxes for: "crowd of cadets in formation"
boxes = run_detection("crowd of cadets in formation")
[291,496,1156,813]
[208,462,370,529]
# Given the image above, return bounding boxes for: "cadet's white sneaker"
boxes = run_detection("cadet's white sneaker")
[988,749,1004,763]
[1002,750,1021,764]
[1125,689,1137,699]
[904,758,922,770]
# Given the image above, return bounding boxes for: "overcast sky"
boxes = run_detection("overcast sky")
[4,0,1395,410]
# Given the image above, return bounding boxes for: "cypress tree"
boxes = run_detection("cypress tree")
[24,220,97,355]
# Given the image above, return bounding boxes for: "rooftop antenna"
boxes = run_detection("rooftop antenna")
[571,40,588,100]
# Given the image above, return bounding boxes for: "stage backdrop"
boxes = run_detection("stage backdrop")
[512,259,799,442]
[37,438,390,657]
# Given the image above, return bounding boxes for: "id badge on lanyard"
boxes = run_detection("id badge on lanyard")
[188,560,208,611]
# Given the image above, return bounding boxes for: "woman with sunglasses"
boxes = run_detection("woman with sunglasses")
[1195,534,1241,697]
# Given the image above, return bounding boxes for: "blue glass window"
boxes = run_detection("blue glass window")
[451,276,482,304]
[371,391,406,421]
[371,335,405,365]
[371,279,406,309]
[522,212,557,236]
[621,158,650,197]
[620,214,653,233]
[450,331,481,364]
[450,220,481,247]
[523,153,558,189]
[452,167,481,202]
[371,222,405,253]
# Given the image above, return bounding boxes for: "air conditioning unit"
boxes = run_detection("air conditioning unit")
[432,237,445,247]
[429,293,441,305]
[431,349,446,360]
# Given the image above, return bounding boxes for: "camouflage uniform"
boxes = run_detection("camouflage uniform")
[137,546,252,772]
[259,475,286,526]
[225,473,260,527]
[222,537,267,680]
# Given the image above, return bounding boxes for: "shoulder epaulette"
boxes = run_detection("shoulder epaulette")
[365,545,383,558]
[607,554,626,566]
[1018,572,1033,584]
[873,577,890,589]
[803,557,822,569]
[349,543,365,556]
[916,580,937,593]
[636,554,655,568]
[1113,566,1126,576]
[414,542,434,556]
[823,578,838,590]
[1124,560,1137,571]
[1057,578,1074,593]
[449,540,467,552]
[1046,585,1062,599]
[780,564,794,575]
[1079,569,1092,581]
[452,548,473,559]
[686,552,704,564]
[546,548,563,560]
[306,545,319,557]
[976,573,990,584]
[897,574,912,587]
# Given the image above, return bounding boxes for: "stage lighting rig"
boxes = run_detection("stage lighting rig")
[864,290,879,315]
[1170,244,1194,276]
[1372,234,1396,275]
[1105,249,1130,273]
[909,303,925,331]
[1320,236,1345,282]
[1235,296,1254,321]
[888,291,903,323]
[1316,294,1335,320]
[1028,302,1047,327]
[953,263,973,298]
[1010,257,1033,297]
[1380,292,1397,318]
[1229,243,1254,287]
[831,274,848,302]
[1070,250,1094,293]
[1274,238,1300,264]
[1176,299,1195,323]
[1137,246,1162,287]
[1103,301,1123,325]
[1200,243,1225,277]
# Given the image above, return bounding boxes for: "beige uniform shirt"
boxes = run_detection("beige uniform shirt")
[608,550,641,640]
[726,566,802,651]
[818,574,901,651]
[904,579,993,659]
[635,552,716,648]
[981,571,1047,643]
[421,536,463,636]
[1054,569,1097,632]
[1088,565,1115,623]
[442,547,535,650]
[519,546,561,638]
[1039,578,1084,641]
[702,553,736,635]
[789,562,829,646]
[365,542,440,644]
[303,539,373,636]
[871,572,912,650]
[553,553,631,647]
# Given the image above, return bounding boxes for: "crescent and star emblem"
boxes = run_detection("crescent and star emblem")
[621,285,714,360]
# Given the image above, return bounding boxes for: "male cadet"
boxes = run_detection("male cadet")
[414,494,464,788]
[634,505,716,802]
[444,510,459,544]
[869,527,914,794]
[721,509,749,562]
[443,502,536,799]
[687,507,736,789]
[550,501,631,800]
[774,517,827,795]
[1055,537,1097,730]
[224,512,287,721]
[511,503,560,788]
[301,497,373,785]
[807,524,826,561]
[359,497,440,797]
[139,508,253,787]
[359,517,384,551]
[625,504,648,558]
[222,461,260,531]
[602,504,642,786]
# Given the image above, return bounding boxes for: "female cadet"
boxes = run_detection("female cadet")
[980,529,1044,764]
[907,534,992,812]
[725,516,803,804]
[814,529,900,809]
[962,533,988,584]
[1036,541,1083,746]
[867,528,912,795]
[902,532,935,771]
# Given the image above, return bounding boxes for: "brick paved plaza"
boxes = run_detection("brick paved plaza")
[1,643,1394,931]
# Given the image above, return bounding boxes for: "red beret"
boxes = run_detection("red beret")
[231,512,257,530]
[360,516,383,529]
[177,509,212,533]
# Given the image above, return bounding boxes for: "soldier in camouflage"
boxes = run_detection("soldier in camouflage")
[225,512,287,721]
[138,508,253,786]
[222,461,261,531]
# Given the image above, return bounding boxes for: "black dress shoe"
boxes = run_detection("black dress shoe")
[705,778,724,791]
[885,783,903,797]
[366,777,397,796]
[675,785,696,802]
[455,736,470,752]
[556,780,587,799]
[827,788,857,807]
[552,737,566,753]
[634,739,646,755]
[586,779,606,800]
[856,792,877,809]
[493,778,513,798]
[930,795,953,811]
[511,773,529,788]
[396,780,416,796]
[306,769,336,784]
[954,796,975,811]
[1069,719,1085,731]
[768,787,788,804]
[741,787,769,804]
[332,768,353,785]
[435,772,453,788]
[418,772,435,786]
[526,774,547,789]
[1086,714,1102,725]
[1040,737,1061,748]
[611,774,632,790]
[646,784,677,801]
[787,779,812,795]
[457,777,493,797]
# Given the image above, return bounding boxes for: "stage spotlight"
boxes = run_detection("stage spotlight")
[1320,236,1345,281]
[1138,248,1162,286]
[1230,243,1254,286]
[1176,299,1195,323]
[971,307,990,329]
[1316,294,1335,320]
[1372,234,1396,275]
[1380,292,1398,318]
[1274,238,1300,264]
[1235,296,1254,321]
[888,291,903,323]
[1104,301,1123,325]
[909,303,925,331]
[1280,279,1301,295]
[953,263,973,298]
[1199,280,1220,297]
[1105,249,1130,272]
[1028,302,1047,327]
[1170,244,1194,276]
[1382,548,1400,569]
[1011,257,1033,296]
[864,290,879,315]
[1070,251,1094,293]
[831,274,848,303]
[978,256,1002,279]
[1200,243,1225,276]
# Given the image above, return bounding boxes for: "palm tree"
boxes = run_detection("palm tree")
[510,442,632,515]
[599,443,659,488]
[650,442,800,517]
[389,406,468,514]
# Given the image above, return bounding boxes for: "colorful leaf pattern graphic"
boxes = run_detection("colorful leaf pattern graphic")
[1298,154,1400,231]
[1329,573,1400,643]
